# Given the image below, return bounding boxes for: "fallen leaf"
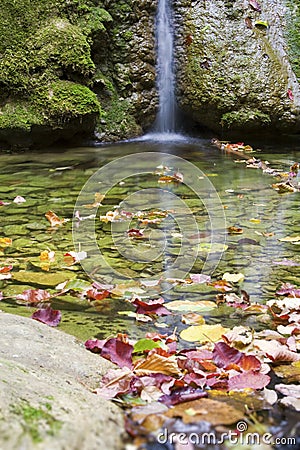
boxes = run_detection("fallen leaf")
[45,210,68,226]
[190,273,211,284]
[31,307,61,327]
[222,272,245,283]
[133,298,171,316]
[159,387,207,407]
[101,338,133,369]
[0,237,12,251]
[228,226,243,235]
[228,371,271,390]
[278,235,300,243]
[13,195,26,204]
[165,398,244,425]
[16,289,51,304]
[275,384,300,398]
[134,353,181,376]
[180,324,229,343]
[166,300,216,313]
[287,89,294,101]
[127,228,145,239]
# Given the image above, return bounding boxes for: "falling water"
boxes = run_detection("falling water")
[153,0,177,134]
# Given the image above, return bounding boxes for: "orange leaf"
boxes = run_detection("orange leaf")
[45,210,68,226]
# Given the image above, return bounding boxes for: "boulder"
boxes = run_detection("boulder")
[0,312,124,450]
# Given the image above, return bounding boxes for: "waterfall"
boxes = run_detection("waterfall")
[153,0,177,134]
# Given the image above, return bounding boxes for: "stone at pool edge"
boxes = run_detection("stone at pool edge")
[0,311,125,450]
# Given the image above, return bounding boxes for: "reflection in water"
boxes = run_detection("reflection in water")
[0,139,300,340]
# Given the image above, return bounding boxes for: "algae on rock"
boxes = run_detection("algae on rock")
[0,0,158,147]
[174,0,300,135]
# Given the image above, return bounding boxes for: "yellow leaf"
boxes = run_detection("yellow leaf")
[166,300,216,312]
[222,272,245,283]
[180,324,229,343]
[250,218,261,223]
[279,235,300,243]
[0,237,12,251]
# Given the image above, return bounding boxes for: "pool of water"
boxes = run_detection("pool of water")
[0,137,300,342]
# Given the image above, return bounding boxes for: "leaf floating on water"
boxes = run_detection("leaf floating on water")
[228,226,243,234]
[16,289,51,304]
[180,324,229,343]
[190,273,211,284]
[63,251,87,264]
[278,235,300,243]
[31,306,61,327]
[45,210,69,227]
[166,300,216,313]
[132,298,171,317]
[13,195,26,204]
[198,243,228,253]
[0,237,12,251]
[127,228,145,239]
[222,272,245,283]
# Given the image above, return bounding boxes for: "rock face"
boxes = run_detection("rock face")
[0,0,158,147]
[0,312,124,450]
[174,0,300,135]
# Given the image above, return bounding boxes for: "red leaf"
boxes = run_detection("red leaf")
[238,354,261,371]
[16,289,51,304]
[85,339,106,353]
[159,386,207,406]
[213,342,242,368]
[127,228,145,238]
[228,371,270,390]
[101,338,133,368]
[133,298,172,316]
[0,265,13,273]
[31,307,61,326]
[287,89,294,101]
[86,289,110,301]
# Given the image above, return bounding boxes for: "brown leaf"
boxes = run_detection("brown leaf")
[45,210,68,226]
[134,353,181,376]
[165,398,244,425]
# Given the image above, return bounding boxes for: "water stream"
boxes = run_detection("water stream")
[151,0,178,136]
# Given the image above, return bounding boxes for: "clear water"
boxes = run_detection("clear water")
[0,138,300,342]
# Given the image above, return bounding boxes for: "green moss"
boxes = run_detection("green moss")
[0,102,43,131]
[286,1,300,80]
[36,80,101,125]
[221,109,271,129]
[13,400,62,443]
[0,1,109,143]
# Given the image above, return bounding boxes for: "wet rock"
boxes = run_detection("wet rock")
[174,0,300,136]
[0,312,124,450]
